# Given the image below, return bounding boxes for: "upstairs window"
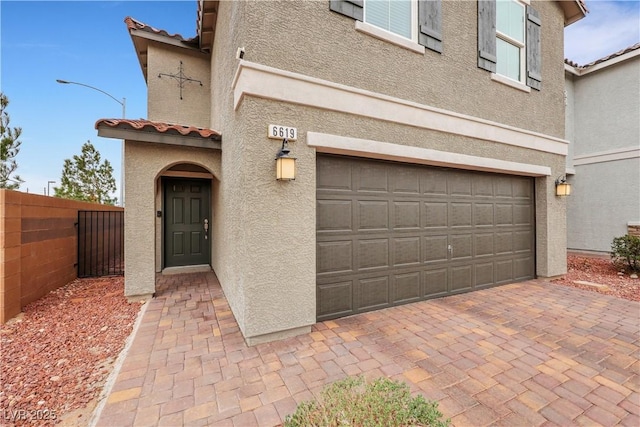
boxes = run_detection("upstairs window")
[364,0,415,41]
[496,0,525,82]
[330,0,443,54]
[478,0,541,91]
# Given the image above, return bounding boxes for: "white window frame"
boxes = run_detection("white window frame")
[363,0,418,43]
[496,0,528,84]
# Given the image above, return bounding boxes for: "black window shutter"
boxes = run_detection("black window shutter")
[418,0,443,53]
[477,0,497,72]
[526,5,542,90]
[330,0,364,21]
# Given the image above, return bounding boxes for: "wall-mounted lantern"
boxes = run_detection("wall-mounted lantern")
[555,175,571,196]
[275,139,296,181]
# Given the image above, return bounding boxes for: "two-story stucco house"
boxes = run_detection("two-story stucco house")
[564,43,640,253]
[96,0,586,345]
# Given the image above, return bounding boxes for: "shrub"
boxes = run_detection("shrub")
[611,234,640,272]
[284,376,450,427]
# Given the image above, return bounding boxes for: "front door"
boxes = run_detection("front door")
[164,178,211,267]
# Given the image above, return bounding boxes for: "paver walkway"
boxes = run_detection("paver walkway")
[95,272,639,426]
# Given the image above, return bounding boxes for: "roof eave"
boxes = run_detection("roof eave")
[561,0,588,26]
[197,1,219,53]
[128,29,204,82]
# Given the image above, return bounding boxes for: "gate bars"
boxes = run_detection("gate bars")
[77,211,124,277]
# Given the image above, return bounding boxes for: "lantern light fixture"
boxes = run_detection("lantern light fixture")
[275,138,296,181]
[555,175,571,196]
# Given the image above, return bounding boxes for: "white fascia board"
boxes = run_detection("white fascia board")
[233,61,568,156]
[565,49,640,77]
[307,132,551,177]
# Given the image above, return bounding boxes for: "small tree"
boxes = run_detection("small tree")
[0,92,24,189]
[55,141,117,205]
[611,234,640,273]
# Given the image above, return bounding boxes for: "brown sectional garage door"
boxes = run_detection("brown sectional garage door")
[316,155,535,321]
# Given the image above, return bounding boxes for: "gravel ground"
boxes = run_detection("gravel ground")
[0,276,142,426]
[551,255,640,301]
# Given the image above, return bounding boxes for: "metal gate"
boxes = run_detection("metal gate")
[77,211,124,277]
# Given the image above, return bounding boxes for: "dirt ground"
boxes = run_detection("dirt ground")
[0,277,142,426]
[551,254,640,302]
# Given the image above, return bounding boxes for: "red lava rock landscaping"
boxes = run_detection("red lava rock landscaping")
[0,276,141,426]
[552,254,640,301]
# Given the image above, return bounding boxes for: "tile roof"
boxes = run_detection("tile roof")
[124,16,198,45]
[565,43,640,69]
[95,119,221,141]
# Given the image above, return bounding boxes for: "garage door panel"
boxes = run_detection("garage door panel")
[515,257,534,280]
[317,281,353,320]
[449,173,473,196]
[496,204,514,226]
[474,203,494,227]
[473,175,495,197]
[450,234,473,260]
[513,178,533,198]
[392,168,420,194]
[514,231,533,252]
[450,203,473,228]
[358,201,389,231]
[394,201,420,230]
[358,238,389,270]
[424,202,448,228]
[357,164,388,192]
[495,232,514,254]
[424,268,448,297]
[393,237,421,267]
[475,233,495,257]
[424,235,449,263]
[393,272,421,303]
[317,155,535,321]
[317,241,353,275]
[514,204,533,226]
[475,262,494,287]
[317,157,353,192]
[451,265,473,291]
[358,276,390,310]
[421,169,448,195]
[496,260,514,283]
[317,200,353,232]
[495,179,513,197]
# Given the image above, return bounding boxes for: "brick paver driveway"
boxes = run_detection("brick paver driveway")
[95,272,639,426]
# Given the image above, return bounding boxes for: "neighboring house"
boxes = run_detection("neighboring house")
[565,43,640,253]
[96,0,586,345]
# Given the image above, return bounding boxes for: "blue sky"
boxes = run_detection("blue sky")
[1,1,639,201]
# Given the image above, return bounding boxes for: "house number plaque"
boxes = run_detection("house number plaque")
[268,125,297,141]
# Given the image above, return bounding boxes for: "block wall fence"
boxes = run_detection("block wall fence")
[0,189,123,323]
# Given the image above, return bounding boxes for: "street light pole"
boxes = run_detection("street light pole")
[47,180,55,196]
[56,79,126,206]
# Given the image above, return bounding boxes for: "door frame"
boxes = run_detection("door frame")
[161,176,212,269]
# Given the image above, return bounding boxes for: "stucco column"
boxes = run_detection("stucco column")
[124,142,156,298]
[536,174,568,278]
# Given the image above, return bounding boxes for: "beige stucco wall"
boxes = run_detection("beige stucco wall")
[240,0,566,138]
[201,0,570,344]
[147,43,211,128]
[124,141,221,297]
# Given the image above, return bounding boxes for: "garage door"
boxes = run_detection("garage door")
[316,155,535,321]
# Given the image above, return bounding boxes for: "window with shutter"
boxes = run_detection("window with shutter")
[330,0,442,53]
[478,0,542,91]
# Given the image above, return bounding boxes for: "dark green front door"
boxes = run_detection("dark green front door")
[164,178,211,267]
